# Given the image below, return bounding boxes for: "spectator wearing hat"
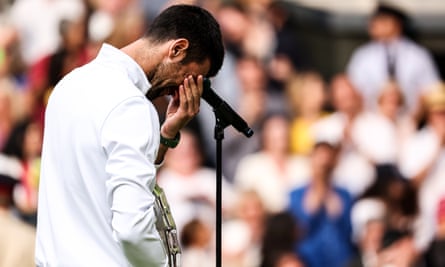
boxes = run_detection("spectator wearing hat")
[399,82,445,258]
[0,154,36,267]
[346,2,441,117]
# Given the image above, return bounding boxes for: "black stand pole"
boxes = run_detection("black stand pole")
[214,116,226,267]
[205,77,254,266]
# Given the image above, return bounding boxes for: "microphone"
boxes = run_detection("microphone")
[202,78,254,138]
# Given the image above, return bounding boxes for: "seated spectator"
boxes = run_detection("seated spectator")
[2,118,43,226]
[312,74,396,196]
[375,79,417,161]
[0,21,29,132]
[223,190,266,267]
[285,71,328,155]
[349,164,420,267]
[234,111,310,214]
[346,2,440,116]
[259,211,305,267]
[287,141,355,267]
[0,19,28,95]
[399,82,445,258]
[0,154,35,267]
[180,218,215,267]
[157,128,236,232]
[219,56,277,183]
[348,198,386,267]
[266,0,312,92]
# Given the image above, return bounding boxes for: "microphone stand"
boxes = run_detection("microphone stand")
[213,114,227,267]
[204,77,253,267]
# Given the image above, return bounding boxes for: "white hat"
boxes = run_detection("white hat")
[351,198,386,242]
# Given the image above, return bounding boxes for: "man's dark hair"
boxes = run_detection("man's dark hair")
[145,4,225,77]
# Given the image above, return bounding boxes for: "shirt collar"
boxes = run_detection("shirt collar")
[96,43,151,95]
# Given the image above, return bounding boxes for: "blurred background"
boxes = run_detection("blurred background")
[280,0,445,81]
[1,0,445,267]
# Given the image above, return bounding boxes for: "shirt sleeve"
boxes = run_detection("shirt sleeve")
[101,96,167,267]
[399,129,439,179]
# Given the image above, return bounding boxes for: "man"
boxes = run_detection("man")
[35,4,224,267]
[287,141,355,267]
[347,3,440,116]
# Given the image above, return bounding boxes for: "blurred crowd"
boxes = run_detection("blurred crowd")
[0,0,445,267]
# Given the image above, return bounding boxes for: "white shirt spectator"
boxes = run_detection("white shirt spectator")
[157,167,235,233]
[312,111,399,196]
[233,152,310,213]
[347,38,440,113]
[399,126,445,252]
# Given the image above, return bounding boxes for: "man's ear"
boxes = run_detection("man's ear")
[168,38,189,63]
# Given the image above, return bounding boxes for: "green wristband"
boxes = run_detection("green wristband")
[160,132,181,148]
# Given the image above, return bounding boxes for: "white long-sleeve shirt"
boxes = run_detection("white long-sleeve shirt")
[35,44,168,267]
[347,37,440,113]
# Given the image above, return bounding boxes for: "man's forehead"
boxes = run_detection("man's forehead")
[187,58,211,77]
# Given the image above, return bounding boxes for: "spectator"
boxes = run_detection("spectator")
[348,164,420,267]
[287,141,355,267]
[223,190,266,267]
[180,218,215,267]
[216,2,250,59]
[103,5,146,49]
[399,82,445,256]
[0,21,28,150]
[266,1,311,93]
[260,211,305,267]
[312,74,389,197]
[375,80,417,161]
[239,0,276,62]
[216,1,275,61]
[195,53,242,168]
[220,56,275,183]
[267,0,310,72]
[346,2,440,116]
[0,19,27,92]
[2,118,42,226]
[86,10,115,59]
[285,71,328,156]
[348,198,386,267]
[0,154,35,267]
[157,128,235,232]
[233,112,310,214]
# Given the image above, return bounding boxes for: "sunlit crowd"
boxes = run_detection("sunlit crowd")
[0,0,444,267]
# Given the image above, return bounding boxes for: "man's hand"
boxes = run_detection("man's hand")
[160,75,204,139]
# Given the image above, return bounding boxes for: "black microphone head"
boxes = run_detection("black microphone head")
[244,128,254,137]
[201,77,254,138]
[203,77,211,89]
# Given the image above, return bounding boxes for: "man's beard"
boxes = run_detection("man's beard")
[145,62,178,100]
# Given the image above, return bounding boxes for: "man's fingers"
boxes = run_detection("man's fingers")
[183,75,201,114]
